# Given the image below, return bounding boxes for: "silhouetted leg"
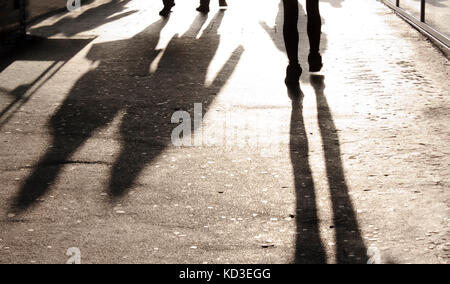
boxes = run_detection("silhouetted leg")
[282,0,299,65]
[163,0,175,7]
[283,0,302,84]
[197,0,210,13]
[160,0,175,17]
[306,0,323,72]
[306,0,321,54]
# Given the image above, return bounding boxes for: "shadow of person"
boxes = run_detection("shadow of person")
[29,0,138,38]
[288,84,327,264]
[108,11,244,197]
[310,74,367,263]
[12,11,244,211]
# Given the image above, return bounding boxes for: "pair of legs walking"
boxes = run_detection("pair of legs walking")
[160,0,228,17]
[283,0,322,84]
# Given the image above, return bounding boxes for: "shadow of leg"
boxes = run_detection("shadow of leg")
[289,85,327,264]
[12,135,89,211]
[108,135,164,198]
[311,75,367,264]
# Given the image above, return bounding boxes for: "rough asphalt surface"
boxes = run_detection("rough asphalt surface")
[0,0,449,264]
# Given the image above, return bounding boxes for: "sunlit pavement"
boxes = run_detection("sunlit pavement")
[0,0,449,264]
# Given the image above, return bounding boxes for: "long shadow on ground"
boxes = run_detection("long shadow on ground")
[12,11,244,211]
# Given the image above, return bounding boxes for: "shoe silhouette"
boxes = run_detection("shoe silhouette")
[160,0,228,15]
[197,0,228,14]
[308,52,322,72]
[159,0,175,17]
[197,5,209,14]
[285,64,303,85]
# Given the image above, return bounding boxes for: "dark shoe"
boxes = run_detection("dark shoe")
[219,0,228,7]
[159,2,175,17]
[196,5,210,14]
[287,83,303,101]
[285,64,302,85]
[308,52,323,72]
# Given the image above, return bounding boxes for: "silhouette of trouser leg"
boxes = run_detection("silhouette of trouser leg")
[197,0,210,13]
[163,0,175,7]
[160,0,175,16]
[282,0,299,65]
[306,0,321,55]
[200,0,210,8]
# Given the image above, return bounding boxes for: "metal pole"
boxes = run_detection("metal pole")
[396,0,400,7]
[420,0,426,22]
[19,0,26,38]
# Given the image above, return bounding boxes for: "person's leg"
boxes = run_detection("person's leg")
[306,0,322,72]
[163,0,175,7]
[283,0,302,84]
[160,0,175,17]
[219,0,228,7]
[283,0,299,65]
[197,0,210,13]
